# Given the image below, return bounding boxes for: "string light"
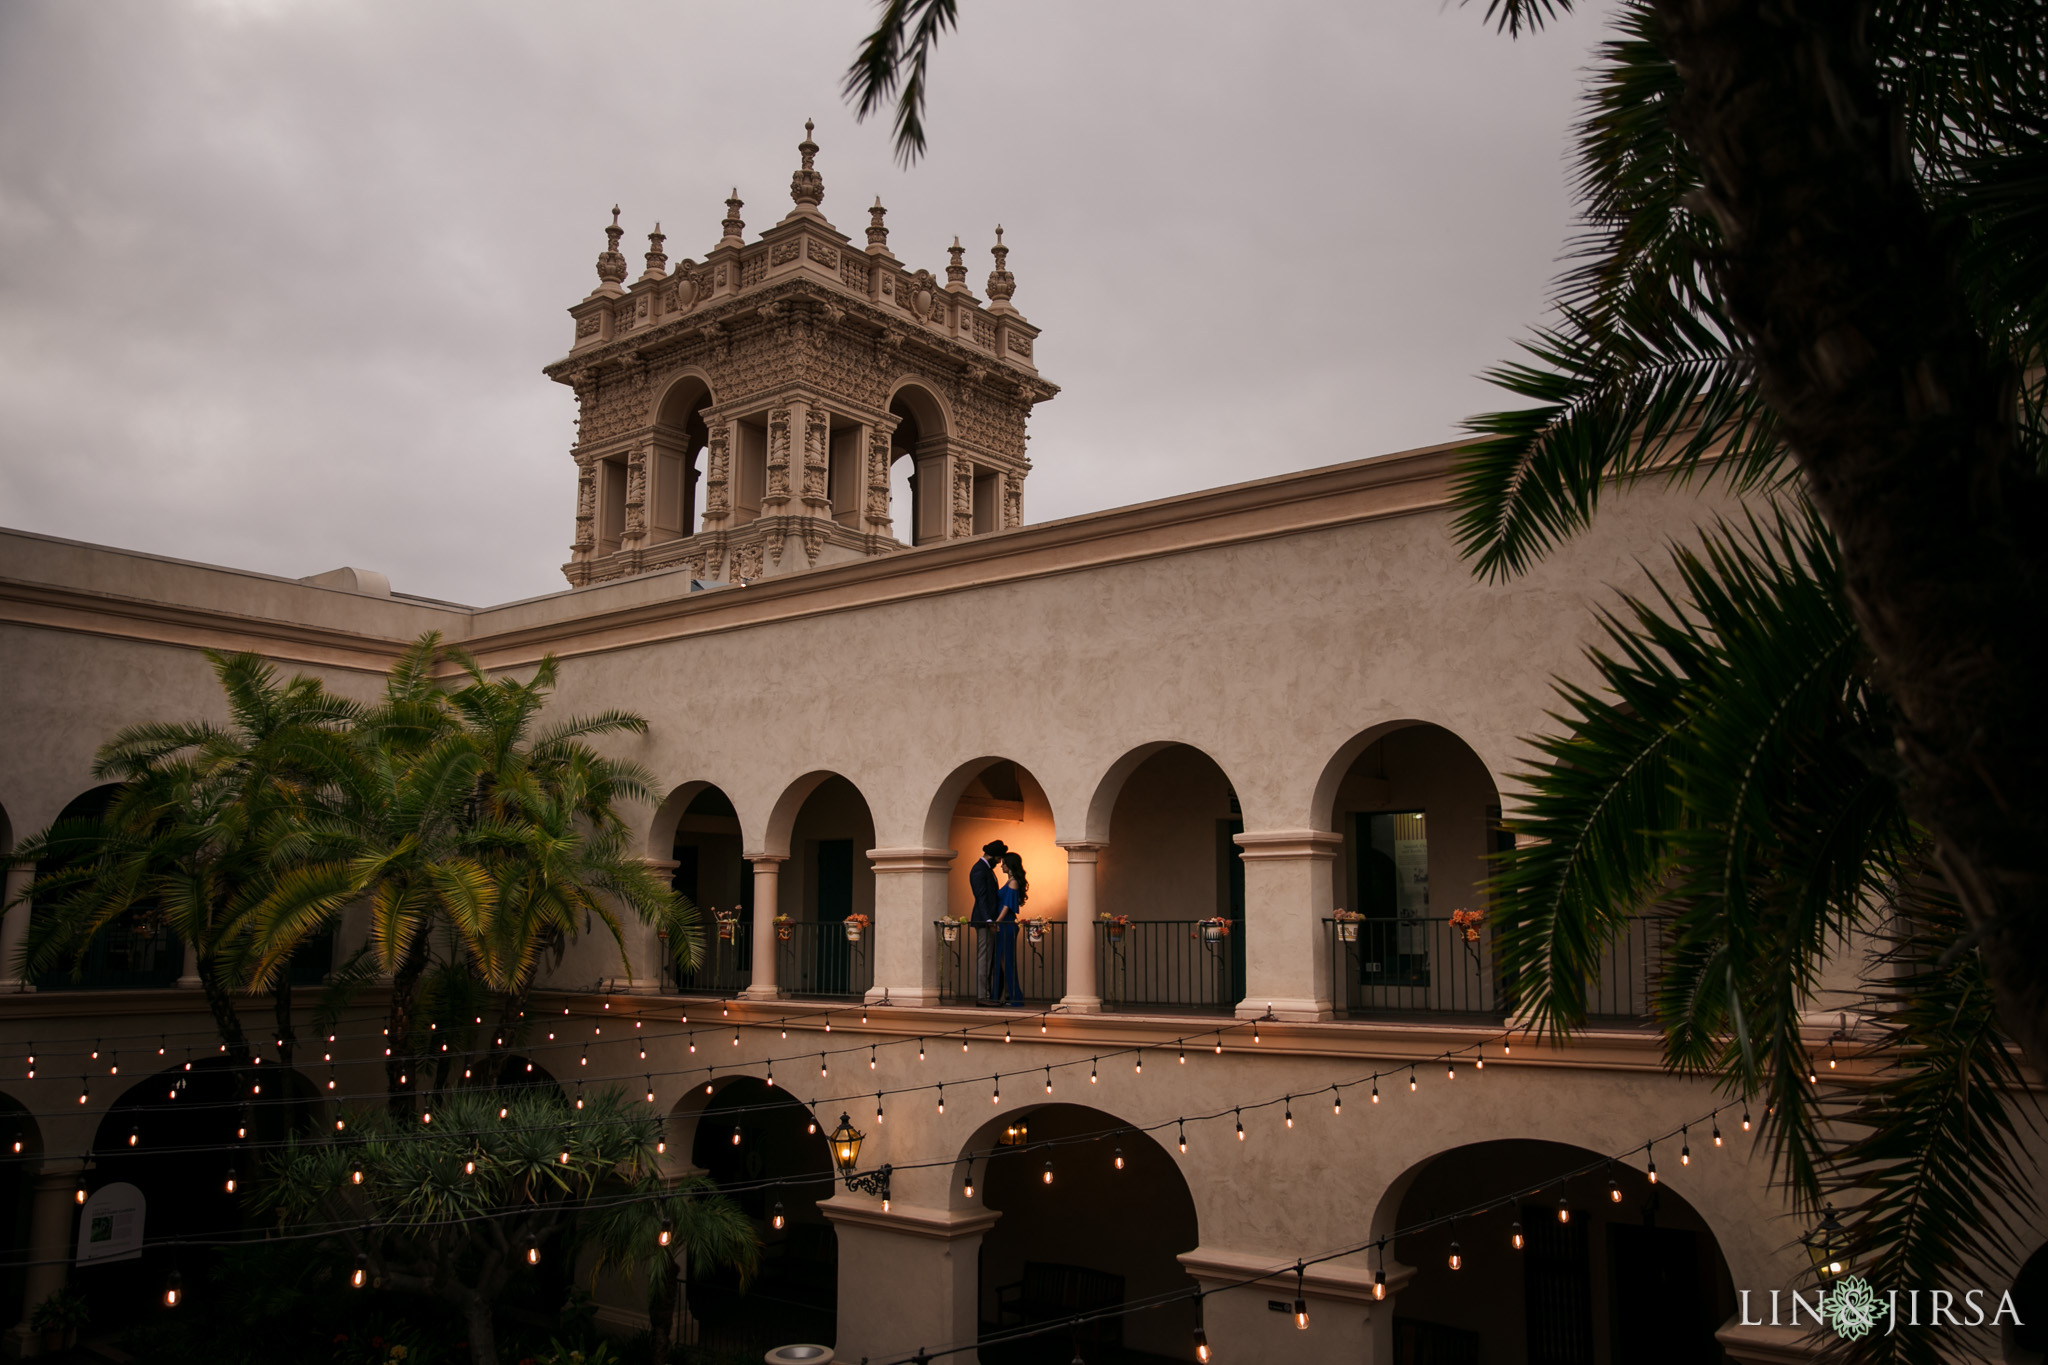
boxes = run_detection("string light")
[1178,1121,1187,1154]
[875,1095,884,1124]
[1090,1058,1098,1084]
[918,1039,925,1062]
[1511,1220,1525,1251]
[1712,1119,1723,1148]
[163,1270,183,1307]
[1372,1243,1388,1300]
[1742,1108,1752,1133]
[962,1161,975,1200]
[870,1046,877,1071]
[1135,1054,1143,1075]
[1409,1066,1417,1093]
[991,1077,1000,1104]
[224,1168,237,1195]
[1448,1223,1462,1271]
[1235,1109,1244,1141]
[1557,1196,1572,1224]
[1041,1158,1053,1185]
[1371,1078,1379,1104]
[1681,1128,1691,1166]
[937,1085,945,1115]
[1044,1067,1053,1095]
[1004,1023,1011,1044]
[1284,1098,1293,1129]
[1178,1041,1185,1065]
[772,1202,786,1230]
[658,1218,673,1248]
[525,1237,540,1266]
[127,1126,139,1148]
[1293,1265,1309,1330]
[351,1161,364,1185]
[1214,1034,1222,1055]
[1113,1147,1125,1172]
[820,1055,828,1079]
[646,1078,656,1104]
[351,1254,368,1289]
[1192,1291,1210,1362]
[730,1124,741,1147]
[75,1177,87,1205]
[1332,1086,1342,1117]
[1646,1146,1658,1185]
[1608,1165,1622,1203]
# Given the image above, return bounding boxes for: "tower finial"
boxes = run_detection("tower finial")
[641,221,668,281]
[595,206,628,287]
[866,196,891,255]
[946,235,968,291]
[720,189,745,246]
[986,225,1015,306]
[790,120,823,208]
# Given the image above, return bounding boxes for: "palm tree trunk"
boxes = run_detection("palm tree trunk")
[385,938,432,1115]
[1650,0,2048,1067]
[650,1261,681,1361]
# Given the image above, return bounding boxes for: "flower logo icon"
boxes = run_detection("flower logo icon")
[1828,1275,1881,1341]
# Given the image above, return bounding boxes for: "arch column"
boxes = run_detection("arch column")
[9,1158,83,1352]
[742,854,784,1000]
[1233,830,1343,1021]
[1057,841,1106,1014]
[0,860,34,992]
[866,848,955,1007]
[821,1201,999,1364]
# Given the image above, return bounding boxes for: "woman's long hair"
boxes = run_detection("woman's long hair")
[1000,851,1029,904]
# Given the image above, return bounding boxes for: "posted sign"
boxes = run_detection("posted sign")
[77,1182,145,1264]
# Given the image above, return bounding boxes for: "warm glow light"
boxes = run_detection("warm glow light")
[1557,1198,1572,1224]
[1372,1271,1387,1301]
[1113,1148,1125,1171]
[1193,1327,1210,1362]
[658,1219,673,1248]
[224,1170,237,1194]
[1042,1161,1053,1185]
[75,1183,86,1205]
[1293,1300,1309,1330]
[772,1202,786,1230]
[351,1164,364,1185]
[526,1241,540,1266]
[1448,1242,1462,1271]
[1511,1222,1525,1251]
[163,1272,182,1308]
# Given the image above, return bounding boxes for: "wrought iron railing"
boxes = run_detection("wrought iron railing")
[1326,916,1662,1023]
[1096,919,1240,1014]
[775,920,874,1001]
[936,920,1067,1004]
[673,919,752,997]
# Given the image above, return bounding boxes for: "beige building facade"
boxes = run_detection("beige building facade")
[1,130,2042,1365]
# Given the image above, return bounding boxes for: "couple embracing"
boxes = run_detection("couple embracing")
[968,840,1030,1006]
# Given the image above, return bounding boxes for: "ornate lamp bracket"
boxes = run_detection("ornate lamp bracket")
[843,1163,892,1202]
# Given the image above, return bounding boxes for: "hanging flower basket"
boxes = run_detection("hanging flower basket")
[714,912,737,943]
[1024,919,1046,945]
[1198,917,1232,943]
[1335,909,1363,943]
[1101,913,1130,944]
[774,915,794,942]
[844,914,871,943]
[939,920,960,943]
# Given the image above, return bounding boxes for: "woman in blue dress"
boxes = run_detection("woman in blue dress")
[993,852,1029,1007]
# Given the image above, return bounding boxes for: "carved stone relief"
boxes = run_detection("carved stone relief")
[704,424,731,516]
[802,409,829,500]
[767,408,791,498]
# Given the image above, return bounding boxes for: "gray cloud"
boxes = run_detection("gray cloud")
[0,0,1612,605]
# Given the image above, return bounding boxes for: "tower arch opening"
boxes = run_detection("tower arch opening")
[651,374,715,542]
[888,383,949,547]
[924,757,1066,1004]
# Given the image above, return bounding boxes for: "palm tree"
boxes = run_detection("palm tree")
[581,1174,760,1362]
[258,1086,687,1365]
[9,650,361,1069]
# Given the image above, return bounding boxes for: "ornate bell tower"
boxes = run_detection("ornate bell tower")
[545,123,1059,587]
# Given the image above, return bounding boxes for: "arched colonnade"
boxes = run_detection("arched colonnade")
[634,720,1507,1022]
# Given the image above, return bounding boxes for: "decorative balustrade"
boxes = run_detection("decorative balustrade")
[673,918,752,996]
[935,920,1066,1004]
[1326,916,1662,1024]
[775,919,874,1001]
[1095,919,1240,1014]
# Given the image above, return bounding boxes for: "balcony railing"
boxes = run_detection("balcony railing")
[1327,916,1662,1024]
[775,920,874,1001]
[1096,920,1240,1014]
[673,919,752,997]
[936,921,1067,1005]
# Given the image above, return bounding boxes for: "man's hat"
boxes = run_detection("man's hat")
[982,840,1010,857]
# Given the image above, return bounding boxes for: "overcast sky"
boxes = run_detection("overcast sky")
[0,0,1615,606]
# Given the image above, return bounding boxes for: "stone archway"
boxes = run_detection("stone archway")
[922,756,1067,1006]
[682,1077,837,1357]
[1377,1138,1737,1365]
[962,1102,1201,1363]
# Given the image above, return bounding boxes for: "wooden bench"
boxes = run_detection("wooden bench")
[995,1261,1126,1345]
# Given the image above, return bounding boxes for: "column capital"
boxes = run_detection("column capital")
[1232,829,1344,861]
[866,847,958,874]
[742,851,788,866]
[819,1198,1001,1241]
[641,858,681,873]
[1055,840,1108,858]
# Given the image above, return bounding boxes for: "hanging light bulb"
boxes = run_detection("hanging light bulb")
[963,1161,976,1200]
[937,1085,945,1114]
[772,1202,786,1230]
[1713,1119,1724,1147]
[1557,1196,1572,1224]
[1042,1159,1053,1185]
[1373,1268,1387,1301]
[163,1270,183,1307]
[499,1107,509,1121]
[1285,1099,1293,1129]
[918,1039,926,1061]
[1332,1086,1342,1117]
[1511,1220,1525,1251]
[1409,1067,1417,1092]
[1448,1239,1462,1271]
[1214,1034,1222,1055]
[351,1254,368,1289]
[1448,1061,1455,1081]
[224,1167,238,1195]
[127,1126,139,1148]
[820,1055,829,1078]
[78,1078,89,1105]
[1044,1068,1053,1095]
[1681,1128,1691,1166]
[1235,1109,1244,1141]
[526,1237,540,1266]
[463,1159,476,1176]
[1135,1054,1143,1074]
[1609,1166,1623,1203]
[75,1178,87,1205]
[1647,1148,1659,1185]
[658,1218,673,1248]
[657,1137,667,1155]
[870,1046,877,1071]
[875,1095,885,1124]
[1293,1267,1310,1330]
[1113,1147,1125,1171]
[560,1150,571,1164]
[1004,1022,1011,1044]
[992,1077,1001,1104]
[1193,1325,1210,1363]
[646,1078,656,1104]
[1475,1050,1484,1070]
[1178,1041,1185,1065]
[1371,1078,1379,1104]
[1742,1108,1752,1132]
[1090,1058,1098,1084]
[688,1035,696,1054]
[1178,1121,1187,1154]
[766,1064,775,1089]
[731,1124,742,1147]
[351,1161,364,1185]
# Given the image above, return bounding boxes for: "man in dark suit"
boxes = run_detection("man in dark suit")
[969,840,1008,1004]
